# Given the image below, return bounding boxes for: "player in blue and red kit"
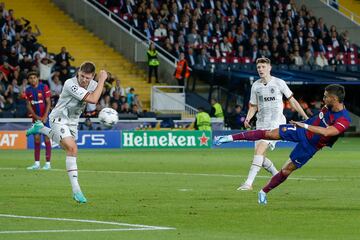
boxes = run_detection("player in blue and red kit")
[25,71,52,170]
[214,84,351,204]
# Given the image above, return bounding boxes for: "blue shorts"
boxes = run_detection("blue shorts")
[279,124,318,168]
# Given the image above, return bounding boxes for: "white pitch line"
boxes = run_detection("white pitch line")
[0,167,353,181]
[0,228,167,234]
[0,214,174,234]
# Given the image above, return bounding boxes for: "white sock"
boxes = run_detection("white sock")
[262,157,278,176]
[244,155,264,186]
[34,161,40,166]
[39,126,61,144]
[45,162,51,166]
[66,156,81,193]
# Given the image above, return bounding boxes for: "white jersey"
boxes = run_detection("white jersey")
[49,76,97,125]
[249,76,292,129]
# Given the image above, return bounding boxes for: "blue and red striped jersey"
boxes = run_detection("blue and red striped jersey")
[304,106,351,149]
[25,83,51,119]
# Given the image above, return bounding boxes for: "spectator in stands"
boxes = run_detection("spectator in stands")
[109,76,125,97]
[142,22,152,40]
[120,102,131,113]
[0,38,11,58]
[2,22,16,42]
[315,52,329,68]
[186,27,201,47]
[303,50,315,66]
[127,87,135,106]
[55,46,74,67]
[111,101,120,113]
[340,36,352,53]
[196,48,209,69]
[132,94,143,113]
[210,98,224,120]
[79,118,95,130]
[186,47,196,68]
[58,60,71,83]
[33,46,46,60]
[130,103,140,115]
[174,52,190,90]
[48,72,63,106]
[259,45,271,59]
[293,51,304,66]
[99,94,111,109]
[154,22,167,38]
[147,42,159,83]
[7,48,19,67]
[38,55,56,85]
[227,104,246,130]
[315,38,327,53]
[329,52,344,71]
[0,60,19,78]
[220,36,232,55]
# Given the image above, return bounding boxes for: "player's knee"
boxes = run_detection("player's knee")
[64,144,78,156]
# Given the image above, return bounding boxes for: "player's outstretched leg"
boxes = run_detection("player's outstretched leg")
[258,190,267,205]
[26,120,44,136]
[213,135,233,145]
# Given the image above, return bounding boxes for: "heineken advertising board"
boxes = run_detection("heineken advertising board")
[122,131,212,148]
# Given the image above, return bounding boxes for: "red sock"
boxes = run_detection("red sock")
[34,141,40,162]
[262,170,289,193]
[45,140,51,162]
[232,130,267,141]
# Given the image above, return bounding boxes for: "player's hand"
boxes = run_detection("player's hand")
[41,116,48,124]
[290,120,304,128]
[97,70,108,82]
[244,119,251,128]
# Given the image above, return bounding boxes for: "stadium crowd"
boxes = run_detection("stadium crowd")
[102,0,358,70]
[0,3,143,119]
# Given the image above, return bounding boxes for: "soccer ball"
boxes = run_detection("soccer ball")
[98,107,118,128]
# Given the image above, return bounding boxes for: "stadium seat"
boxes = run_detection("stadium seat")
[311,65,322,71]
[323,65,335,71]
[300,65,311,71]
[289,64,299,70]
[278,64,288,70]
[239,63,255,71]
[336,64,347,72]
[347,64,359,72]
[118,113,138,120]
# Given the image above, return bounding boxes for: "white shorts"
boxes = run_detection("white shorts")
[50,121,78,141]
[255,139,278,151]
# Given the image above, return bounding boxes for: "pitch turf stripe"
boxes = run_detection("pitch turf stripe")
[0,228,169,234]
[0,214,174,233]
[0,167,352,181]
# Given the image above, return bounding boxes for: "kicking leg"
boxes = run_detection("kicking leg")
[258,159,297,204]
[214,129,280,145]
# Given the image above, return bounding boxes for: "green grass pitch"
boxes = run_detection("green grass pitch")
[1,137,360,240]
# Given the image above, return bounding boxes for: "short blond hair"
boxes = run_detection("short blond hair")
[256,57,271,65]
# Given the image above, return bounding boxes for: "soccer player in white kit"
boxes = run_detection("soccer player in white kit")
[215,58,308,190]
[26,61,108,203]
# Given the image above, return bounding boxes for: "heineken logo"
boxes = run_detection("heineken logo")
[122,131,211,148]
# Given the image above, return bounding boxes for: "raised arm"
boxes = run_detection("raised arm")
[83,70,108,104]
[288,96,309,120]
